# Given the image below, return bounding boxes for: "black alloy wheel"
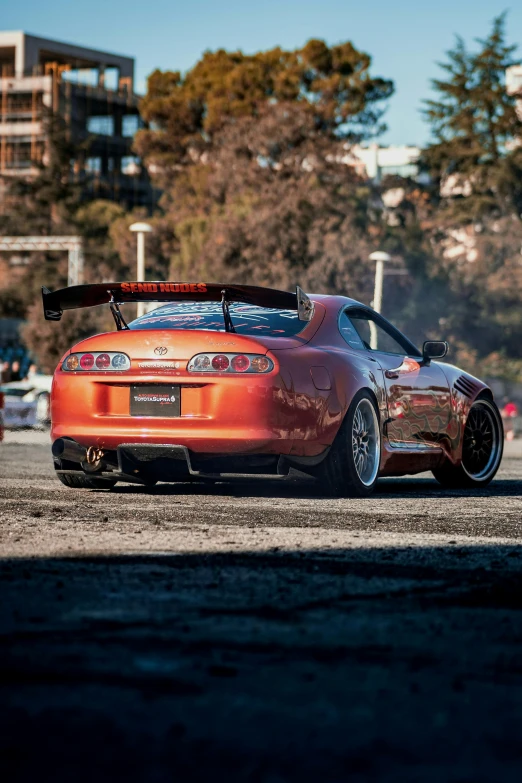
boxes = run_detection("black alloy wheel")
[433,397,503,488]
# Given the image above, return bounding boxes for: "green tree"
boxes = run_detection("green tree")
[0,111,84,324]
[422,15,522,222]
[0,111,82,236]
[135,40,394,295]
[137,40,394,176]
[420,15,522,381]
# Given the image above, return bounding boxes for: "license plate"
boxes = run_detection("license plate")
[130,385,180,417]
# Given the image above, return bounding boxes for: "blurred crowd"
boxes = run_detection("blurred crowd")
[0,341,32,381]
[1,360,39,384]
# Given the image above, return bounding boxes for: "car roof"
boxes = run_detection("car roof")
[308,293,364,309]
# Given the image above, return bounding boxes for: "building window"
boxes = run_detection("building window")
[122,115,143,137]
[104,68,119,91]
[62,68,98,87]
[87,115,114,136]
[121,156,140,175]
[86,157,102,174]
[380,164,419,179]
[5,142,32,169]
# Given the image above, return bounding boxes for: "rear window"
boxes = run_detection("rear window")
[128,302,306,337]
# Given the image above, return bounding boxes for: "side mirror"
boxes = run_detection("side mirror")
[422,340,449,364]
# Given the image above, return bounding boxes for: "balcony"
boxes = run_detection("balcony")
[0,121,43,136]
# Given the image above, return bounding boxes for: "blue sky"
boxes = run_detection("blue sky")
[3,0,521,145]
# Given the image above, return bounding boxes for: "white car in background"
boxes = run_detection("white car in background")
[0,375,52,429]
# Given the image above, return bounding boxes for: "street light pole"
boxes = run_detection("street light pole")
[368,250,391,349]
[136,231,145,282]
[129,222,153,318]
[369,250,391,315]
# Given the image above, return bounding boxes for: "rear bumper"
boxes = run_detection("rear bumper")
[54,440,287,482]
[51,422,292,455]
[51,371,295,455]
[52,439,331,483]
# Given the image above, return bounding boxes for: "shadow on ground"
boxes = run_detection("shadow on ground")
[107,474,522,500]
[2,544,522,782]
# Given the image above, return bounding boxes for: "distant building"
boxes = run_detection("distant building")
[506,64,522,122]
[506,64,522,96]
[0,31,155,208]
[347,144,424,183]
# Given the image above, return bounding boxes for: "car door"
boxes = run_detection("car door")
[340,308,451,449]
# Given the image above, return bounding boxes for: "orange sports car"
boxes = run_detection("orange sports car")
[42,281,503,496]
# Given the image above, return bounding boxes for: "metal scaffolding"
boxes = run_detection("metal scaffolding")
[0,236,84,285]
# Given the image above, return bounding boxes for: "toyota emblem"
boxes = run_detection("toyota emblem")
[154,346,168,356]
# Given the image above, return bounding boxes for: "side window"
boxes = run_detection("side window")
[339,312,366,350]
[340,309,411,356]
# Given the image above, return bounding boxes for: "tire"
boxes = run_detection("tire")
[57,473,117,490]
[317,389,381,497]
[433,397,503,489]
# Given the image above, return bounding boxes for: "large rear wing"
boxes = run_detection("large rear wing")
[42,281,315,323]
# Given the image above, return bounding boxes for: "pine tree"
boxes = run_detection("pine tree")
[420,16,522,382]
[422,15,521,222]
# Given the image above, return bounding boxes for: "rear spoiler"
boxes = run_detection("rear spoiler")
[41,281,315,323]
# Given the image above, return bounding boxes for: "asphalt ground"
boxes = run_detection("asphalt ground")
[1,432,522,782]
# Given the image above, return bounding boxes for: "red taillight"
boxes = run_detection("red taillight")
[188,353,274,374]
[231,354,250,373]
[251,356,270,373]
[95,353,111,369]
[62,352,131,372]
[212,354,230,371]
[79,353,95,370]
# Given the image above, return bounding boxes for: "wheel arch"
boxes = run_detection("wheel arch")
[475,387,494,403]
[336,386,382,447]
[352,384,381,426]
[313,385,382,496]
[331,383,382,453]
[434,393,504,487]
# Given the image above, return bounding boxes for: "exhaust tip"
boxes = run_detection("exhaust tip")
[51,438,66,458]
[52,438,88,465]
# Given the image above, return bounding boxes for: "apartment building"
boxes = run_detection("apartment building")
[0,31,154,208]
